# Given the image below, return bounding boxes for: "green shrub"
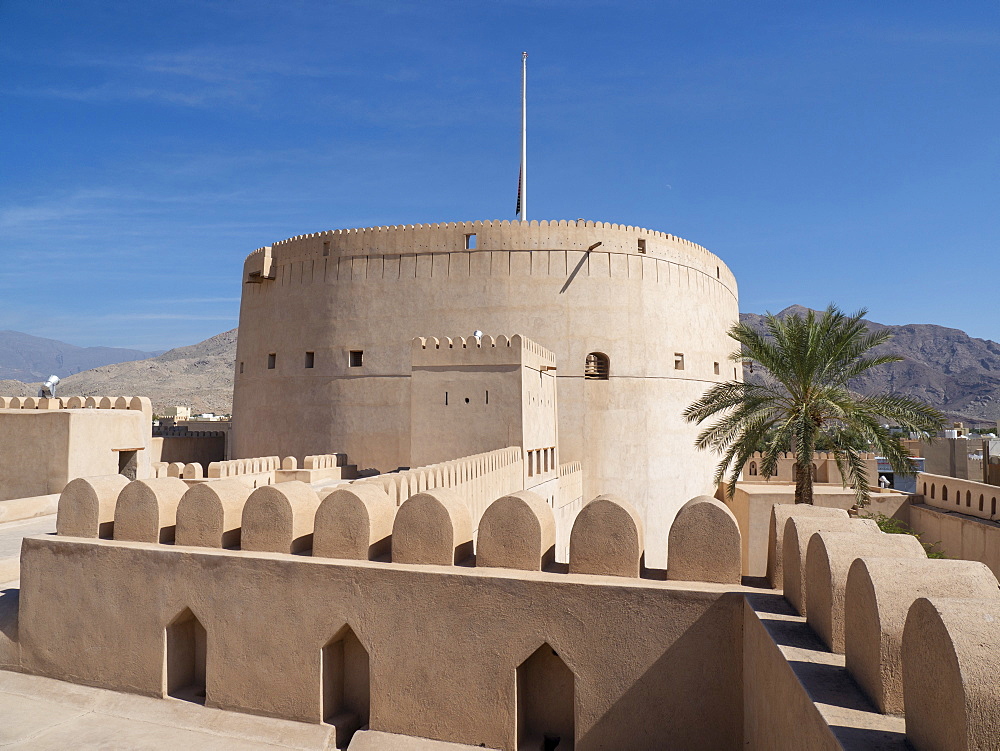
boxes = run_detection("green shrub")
[860,512,946,558]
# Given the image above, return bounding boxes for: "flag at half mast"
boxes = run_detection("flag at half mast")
[516,52,527,220]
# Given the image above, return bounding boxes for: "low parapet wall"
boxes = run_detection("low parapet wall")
[917,472,1000,521]
[1,395,152,419]
[756,503,1000,748]
[14,481,746,749]
[351,447,524,527]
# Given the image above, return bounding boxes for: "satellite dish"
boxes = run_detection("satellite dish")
[38,375,60,399]
[473,330,483,340]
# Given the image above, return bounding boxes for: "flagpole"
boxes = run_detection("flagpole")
[520,51,527,222]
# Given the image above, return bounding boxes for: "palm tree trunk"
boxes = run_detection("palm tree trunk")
[795,462,814,504]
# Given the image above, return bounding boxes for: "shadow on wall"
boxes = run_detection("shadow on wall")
[0,587,18,643]
[580,594,743,750]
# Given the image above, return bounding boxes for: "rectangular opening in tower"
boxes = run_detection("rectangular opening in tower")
[349,350,363,368]
[465,233,477,249]
[305,351,315,369]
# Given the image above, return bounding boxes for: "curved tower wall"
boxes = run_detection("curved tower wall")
[232,220,740,565]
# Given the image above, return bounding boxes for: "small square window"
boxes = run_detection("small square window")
[465,233,477,250]
[713,362,720,375]
[349,350,364,368]
[674,353,685,370]
[637,238,646,254]
[305,351,315,369]
[267,353,276,370]
[239,361,244,374]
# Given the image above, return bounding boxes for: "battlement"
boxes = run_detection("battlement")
[12,480,999,748]
[267,219,715,257]
[411,334,556,371]
[0,395,152,417]
[51,469,738,583]
[242,219,737,292]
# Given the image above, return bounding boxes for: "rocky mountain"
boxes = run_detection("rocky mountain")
[27,329,239,415]
[740,306,1000,426]
[0,330,160,381]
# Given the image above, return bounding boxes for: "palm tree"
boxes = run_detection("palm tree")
[683,305,944,505]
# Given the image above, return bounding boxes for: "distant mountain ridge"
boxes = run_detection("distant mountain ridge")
[4,308,1000,425]
[52,329,238,415]
[740,306,1000,426]
[0,330,160,381]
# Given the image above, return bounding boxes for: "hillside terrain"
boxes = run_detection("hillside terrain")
[33,329,237,415]
[2,308,999,425]
[0,330,159,381]
[741,306,1000,426]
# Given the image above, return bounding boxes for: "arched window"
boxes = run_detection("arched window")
[979,494,985,512]
[931,484,935,499]
[749,461,758,476]
[967,490,972,507]
[922,482,927,496]
[942,485,948,501]
[993,498,997,516]
[584,352,609,380]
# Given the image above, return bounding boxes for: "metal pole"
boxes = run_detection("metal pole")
[520,51,528,222]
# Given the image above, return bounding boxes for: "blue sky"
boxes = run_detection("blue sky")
[2,1,998,350]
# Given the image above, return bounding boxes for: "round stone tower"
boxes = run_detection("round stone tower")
[232,219,740,564]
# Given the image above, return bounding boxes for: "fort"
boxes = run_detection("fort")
[0,221,997,749]
[232,220,739,566]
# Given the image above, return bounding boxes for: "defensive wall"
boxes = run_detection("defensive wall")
[232,220,740,565]
[4,480,999,749]
[909,472,1000,578]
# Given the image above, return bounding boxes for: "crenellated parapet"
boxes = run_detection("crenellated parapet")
[411,334,556,372]
[1,395,152,417]
[241,219,737,294]
[769,503,1000,745]
[52,473,740,581]
[31,483,1000,746]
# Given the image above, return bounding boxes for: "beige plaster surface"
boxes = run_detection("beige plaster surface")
[0,494,59,525]
[0,515,55,585]
[241,481,321,555]
[0,669,336,750]
[348,730,500,750]
[766,504,847,589]
[725,482,909,578]
[476,491,555,571]
[175,479,253,549]
[113,477,188,544]
[568,495,644,577]
[666,495,741,583]
[17,535,745,750]
[844,557,1000,714]
[0,408,150,502]
[805,530,925,653]
[391,489,474,565]
[908,503,1000,579]
[782,516,878,617]
[314,485,395,561]
[56,474,130,539]
[742,592,906,750]
[232,221,741,568]
[903,597,1000,751]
